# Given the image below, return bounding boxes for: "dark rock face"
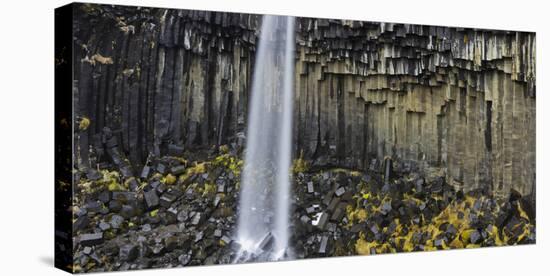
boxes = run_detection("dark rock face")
[72,3,535,200]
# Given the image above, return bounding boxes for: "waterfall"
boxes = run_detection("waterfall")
[234,15,295,262]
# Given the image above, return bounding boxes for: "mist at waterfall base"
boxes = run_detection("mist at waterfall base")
[234,15,296,263]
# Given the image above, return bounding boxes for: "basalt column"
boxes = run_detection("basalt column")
[73,4,535,200]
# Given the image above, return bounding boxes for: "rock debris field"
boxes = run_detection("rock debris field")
[69,144,535,272]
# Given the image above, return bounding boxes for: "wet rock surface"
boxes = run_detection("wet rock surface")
[72,147,535,272]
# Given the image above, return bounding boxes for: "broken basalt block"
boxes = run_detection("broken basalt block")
[119,166,133,179]
[313,212,329,230]
[119,244,139,262]
[171,165,186,175]
[168,144,184,156]
[112,191,137,203]
[258,232,275,251]
[318,236,329,254]
[79,232,104,246]
[144,189,160,210]
[108,200,122,212]
[156,163,167,174]
[86,169,102,181]
[126,178,139,191]
[335,187,346,197]
[178,254,191,266]
[160,192,178,208]
[307,181,315,194]
[84,201,102,213]
[213,194,222,207]
[191,212,202,225]
[98,191,111,203]
[164,236,179,252]
[380,201,392,215]
[120,204,136,219]
[322,191,334,206]
[220,235,232,246]
[217,182,226,193]
[306,204,320,214]
[74,216,90,231]
[327,197,341,213]
[470,230,483,244]
[330,203,347,222]
[140,165,151,179]
[98,221,110,231]
[82,246,92,255]
[177,209,189,222]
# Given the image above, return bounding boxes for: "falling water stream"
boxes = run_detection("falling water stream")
[234,15,295,262]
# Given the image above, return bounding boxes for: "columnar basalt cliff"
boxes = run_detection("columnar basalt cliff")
[73,4,535,199]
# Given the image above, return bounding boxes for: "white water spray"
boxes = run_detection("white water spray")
[234,15,295,262]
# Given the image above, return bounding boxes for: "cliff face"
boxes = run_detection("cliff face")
[73,4,536,199]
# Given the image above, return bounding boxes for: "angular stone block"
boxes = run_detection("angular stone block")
[79,232,104,246]
[144,189,160,210]
[119,244,139,262]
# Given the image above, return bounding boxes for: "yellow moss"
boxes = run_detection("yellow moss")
[213,153,243,177]
[228,159,243,177]
[179,162,209,182]
[522,225,533,241]
[487,225,505,245]
[449,237,464,249]
[213,154,229,166]
[355,236,374,255]
[329,168,362,177]
[292,150,309,174]
[203,182,216,196]
[362,192,371,200]
[162,174,176,185]
[400,229,416,252]
[79,117,90,130]
[149,209,158,217]
[460,229,475,243]
[350,171,362,177]
[107,182,121,191]
[192,162,207,174]
[356,209,368,222]
[219,239,228,246]
[151,172,163,180]
[355,233,396,255]
[403,193,425,207]
[351,192,534,254]
[346,205,368,224]
[219,144,229,154]
[424,244,437,251]
[97,170,125,191]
